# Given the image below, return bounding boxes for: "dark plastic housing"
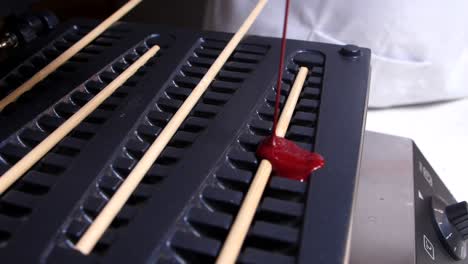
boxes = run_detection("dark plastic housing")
[0,19,371,264]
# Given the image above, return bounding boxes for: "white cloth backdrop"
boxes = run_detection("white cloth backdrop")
[204,0,468,108]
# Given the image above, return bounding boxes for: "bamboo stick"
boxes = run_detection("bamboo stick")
[0,0,143,111]
[0,45,160,195]
[215,66,309,264]
[74,0,268,255]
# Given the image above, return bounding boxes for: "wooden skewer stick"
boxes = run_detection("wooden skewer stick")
[216,66,309,264]
[0,45,160,195]
[0,0,143,111]
[74,0,268,255]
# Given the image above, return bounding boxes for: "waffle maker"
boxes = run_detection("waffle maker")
[0,4,466,264]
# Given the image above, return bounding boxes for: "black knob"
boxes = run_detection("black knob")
[446,202,468,240]
[339,44,362,58]
[432,196,468,260]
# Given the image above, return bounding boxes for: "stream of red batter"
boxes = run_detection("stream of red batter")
[256,0,324,181]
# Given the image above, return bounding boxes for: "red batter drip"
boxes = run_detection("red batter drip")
[257,136,324,181]
[256,0,325,181]
[271,0,291,132]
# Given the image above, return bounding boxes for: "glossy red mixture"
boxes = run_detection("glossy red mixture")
[257,135,324,181]
[257,0,324,181]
